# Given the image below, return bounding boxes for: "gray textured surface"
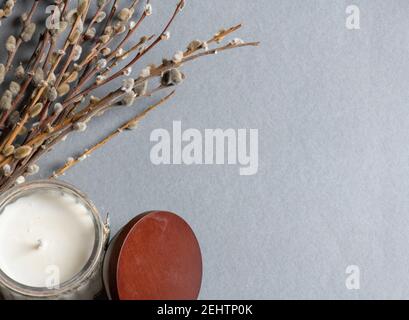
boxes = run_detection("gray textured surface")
[4,0,409,299]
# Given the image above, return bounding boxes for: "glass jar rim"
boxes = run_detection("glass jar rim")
[0,180,105,298]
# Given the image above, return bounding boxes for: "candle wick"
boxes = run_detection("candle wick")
[35,239,43,249]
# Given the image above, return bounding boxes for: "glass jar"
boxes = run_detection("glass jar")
[0,180,110,300]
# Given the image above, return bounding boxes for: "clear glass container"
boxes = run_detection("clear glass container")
[0,180,110,300]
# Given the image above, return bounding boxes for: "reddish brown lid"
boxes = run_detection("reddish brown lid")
[103,211,202,300]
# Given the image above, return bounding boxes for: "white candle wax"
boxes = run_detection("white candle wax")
[0,190,96,288]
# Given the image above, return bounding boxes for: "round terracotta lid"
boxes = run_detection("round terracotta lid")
[103,211,202,300]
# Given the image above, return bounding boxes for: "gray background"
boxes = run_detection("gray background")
[4,0,409,299]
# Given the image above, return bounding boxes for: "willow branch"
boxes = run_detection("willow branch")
[52,91,175,178]
[4,0,39,72]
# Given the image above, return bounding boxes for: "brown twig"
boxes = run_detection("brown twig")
[52,91,175,178]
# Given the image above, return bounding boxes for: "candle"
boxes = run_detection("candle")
[0,181,202,300]
[0,190,95,287]
[0,181,108,300]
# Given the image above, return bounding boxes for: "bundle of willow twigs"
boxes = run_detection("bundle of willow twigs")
[0,0,258,192]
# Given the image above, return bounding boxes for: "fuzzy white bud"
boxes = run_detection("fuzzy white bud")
[140,66,151,78]
[161,31,170,41]
[121,78,135,93]
[144,4,153,16]
[73,122,87,132]
[97,58,107,69]
[53,103,63,114]
[15,176,25,185]
[27,164,39,176]
[173,51,184,64]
